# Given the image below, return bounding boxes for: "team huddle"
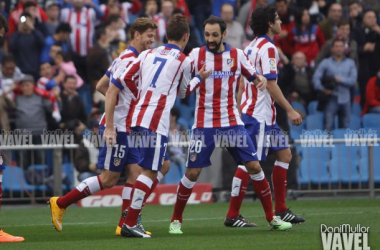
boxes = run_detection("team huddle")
[49,6,305,238]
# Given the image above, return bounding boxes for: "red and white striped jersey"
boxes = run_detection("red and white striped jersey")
[117,44,194,136]
[100,46,140,132]
[61,7,97,56]
[241,35,279,125]
[189,44,258,128]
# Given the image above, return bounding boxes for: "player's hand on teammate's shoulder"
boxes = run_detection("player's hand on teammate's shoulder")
[104,127,117,147]
[254,75,267,91]
[197,65,212,80]
[287,109,303,126]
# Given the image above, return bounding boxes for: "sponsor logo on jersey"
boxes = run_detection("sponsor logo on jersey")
[269,58,276,71]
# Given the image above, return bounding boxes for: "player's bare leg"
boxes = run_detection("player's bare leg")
[273,149,305,224]
[49,170,119,232]
[169,167,203,234]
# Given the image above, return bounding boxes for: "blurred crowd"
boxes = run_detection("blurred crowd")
[0,0,380,179]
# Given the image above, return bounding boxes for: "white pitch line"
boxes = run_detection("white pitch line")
[1,210,379,228]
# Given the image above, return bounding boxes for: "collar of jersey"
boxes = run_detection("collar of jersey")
[205,42,231,54]
[258,35,274,44]
[128,46,139,56]
[164,43,181,51]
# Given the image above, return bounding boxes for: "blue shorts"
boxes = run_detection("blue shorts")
[186,125,258,168]
[242,114,289,161]
[97,125,140,173]
[130,127,168,171]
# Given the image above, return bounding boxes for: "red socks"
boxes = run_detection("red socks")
[125,175,153,227]
[251,171,274,222]
[227,166,250,218]
[171,176,195,223]
[272,161,289,213]
[118,183,134,227]
[57,176,103,209]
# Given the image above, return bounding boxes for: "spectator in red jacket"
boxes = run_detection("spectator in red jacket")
[8,0,47,37]
[362,69,380,115]
[274,0,296,58]
[289,8,325,67]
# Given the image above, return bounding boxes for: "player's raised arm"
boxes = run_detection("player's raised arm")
[239,50,267,90]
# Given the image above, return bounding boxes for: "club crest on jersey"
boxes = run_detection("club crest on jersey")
[113,158,121,167]
[269,58,276,71]
[190,152,197,162]
[227,58,234,68]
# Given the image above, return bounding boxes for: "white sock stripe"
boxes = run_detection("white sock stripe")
[181,176,196,189]
[237,165,248,172]
[122,186,132,199]
[136,175,153,189]
[250,171,265,181]
[157,171,164,182]
[274,161,289,169]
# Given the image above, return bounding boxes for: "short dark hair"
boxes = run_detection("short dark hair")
[23,1,37,9]
[348,0,360,7]
[1,55,15,65]
[170,107,180,120]
[204,15,226,34]
[95,25,106,40]
[331,37,345,46]
[56,23,72,34]
[337,19,350,27]
[105,14,120,26]
[166,14,189,41]
[0,14,9,33]
[129,17,158,39]
[64,75,76,83]
[275,0,287,3]
[20,12,32,20]
[249,6,277,36]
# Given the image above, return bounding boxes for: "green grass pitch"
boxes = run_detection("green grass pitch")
[1,199,379,250]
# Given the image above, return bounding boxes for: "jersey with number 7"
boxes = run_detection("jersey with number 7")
[116,44,197,136]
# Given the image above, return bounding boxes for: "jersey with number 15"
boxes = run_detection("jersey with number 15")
[116,44,195,136]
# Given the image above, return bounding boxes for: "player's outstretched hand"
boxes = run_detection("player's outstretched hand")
[254,75,267,91]
[288,109,303,126]
[104,127,117,147]
[197,65,212,80]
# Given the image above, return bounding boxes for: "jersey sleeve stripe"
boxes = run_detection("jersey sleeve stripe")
[111,78,124,90]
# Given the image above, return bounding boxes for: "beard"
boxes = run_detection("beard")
[206,40,222,54]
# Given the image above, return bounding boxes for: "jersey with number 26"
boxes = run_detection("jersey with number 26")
[117,44,194,136]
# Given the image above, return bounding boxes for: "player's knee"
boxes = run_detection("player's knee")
[185,168,201,182]
[101,178,118,189]
[277,149,292,163]
[160,160,171,175]
[244,161,262,175]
